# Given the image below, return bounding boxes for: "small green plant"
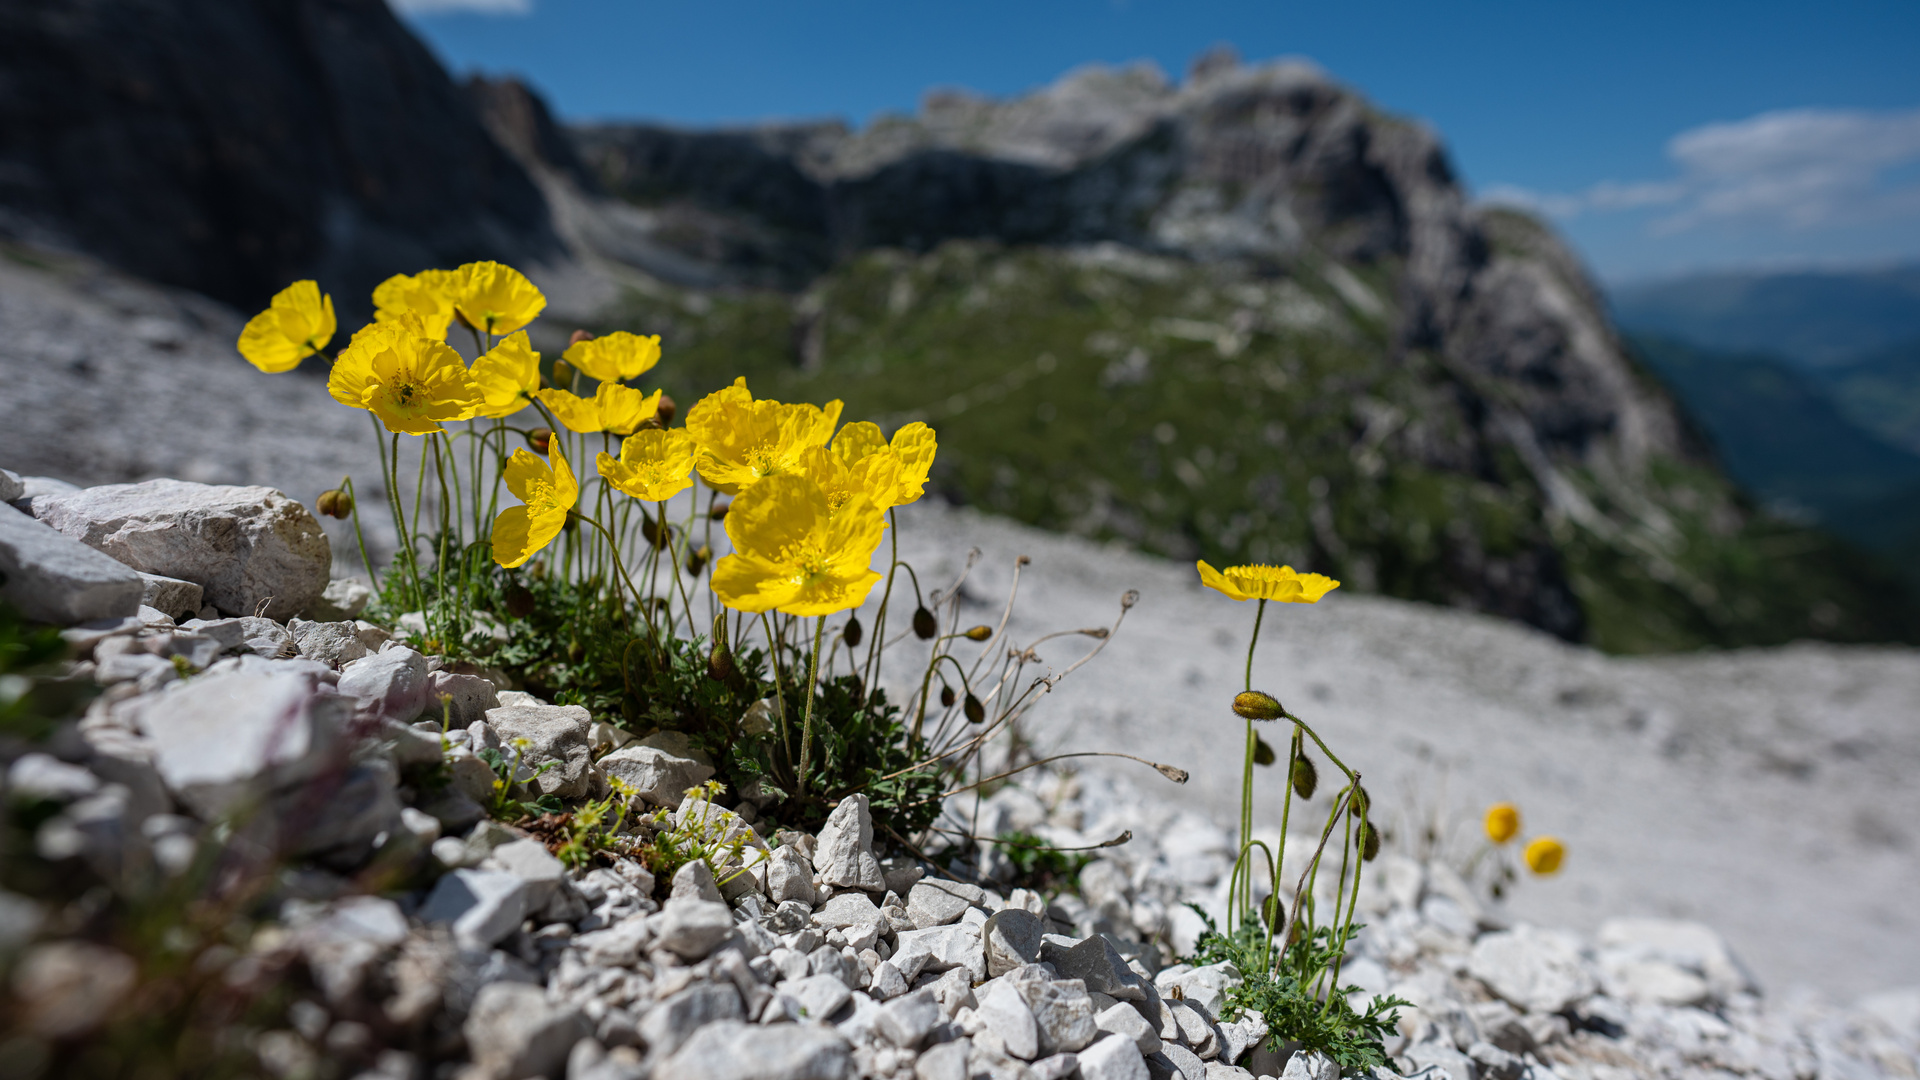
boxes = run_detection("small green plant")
[476,738,564,821]
[635,780,769,896]
[993,830,1094,898]
[552,778,643,869]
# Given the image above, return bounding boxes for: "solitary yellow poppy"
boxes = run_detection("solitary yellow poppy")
[685,377,843,495]
[1196,561,1341,603]
[471,331,541,420]
[598,428,696,503]
[451,261,546,336]
[536,383,662,435]
[563,331,661,384]
[493,440,578,568]
[372,269,457,339]
[327,318,480,435]
[710,473,885,616]
[1524,836,1565,875]
[1484,803,1521,845]
[237,280,336,373]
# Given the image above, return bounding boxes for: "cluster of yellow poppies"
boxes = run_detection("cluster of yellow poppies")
[237,264,937,622]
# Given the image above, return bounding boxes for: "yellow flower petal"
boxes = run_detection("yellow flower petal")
[563,331,661,383]
[594,383,662,435]
[238,280,335,373]
[686,378,842,495]
[712,473,885,616]
[491,505,537,568]
[451,261,546,335]
[599,428,695,503]
[372,269,456,339]
[327,318,479,434]
[888,422,937,505]
[1196,560,1251,601]
[471,331,541,419]
[536,388,603,433]
[1196,562,1341,604]
[493,442,576,568]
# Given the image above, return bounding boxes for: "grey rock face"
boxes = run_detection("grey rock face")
[464,982,587,1080]
[0,504,144,624]
[481,838,567,912]
[418,868,531,948]
[337,646,432,723]
[1079,1031,1150,1080]
[136,572,204,622]
[597,742,716,806]
[1014,976,1099,1055]
[812,793,884,892]
[977,978,1041,1060]
[876,987,941,1048]
[642,982,744,1059]
[425,670,499,728]
[651,897,735,960]
[1096,1001,1162,1055]
[1467,925,1599,1015]
[1045,935,1149,1002]
[908,878,985,929]
[766,844,818,906]
[670,859,724,903]
[287,619,369,667]
[985,908,1047,977]
[654,1019,852,1080]
[485,703,594,799]
[29,480,329,620]
[0,469,21,503]
[136,670,349,820]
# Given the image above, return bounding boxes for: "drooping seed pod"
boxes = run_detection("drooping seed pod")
[1232,690,1284,720]
[843,617,864,648]
[964,694,986,724]
[912,606,938,640]
[568,329,595,346]
[710,501,731,520]
[529,427,554,455]
[686,544,711,577]
[1360,821,1382,862]
[504,583,536,619]
[551,359,575,387]
[656,393,677,425]
[963,625,993,642]
[940,684,956,708]
[1252,736,1276,767]
[1291,755,1319,800]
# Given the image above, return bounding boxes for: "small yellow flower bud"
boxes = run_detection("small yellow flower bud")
[963,625,993,642]
[912,607,938,640]
[1484,803,1521,845]
[1525,836,1565,875]
[843,617,864,648]
[1291,756,1318,800]
[528,427,554,455]
[1252,737,1275,766]
[964,693,986,724]
[1232,691,1284,720]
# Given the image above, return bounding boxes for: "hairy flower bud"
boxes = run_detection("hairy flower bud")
[551,360,575,387]
[963,624,993,642]
[710,501,730,520]
[912,606,938,640]
[1232,690,1284,720]
[1262,893,1284,930]
[708,614,737,684]
[686,544,711,577]
[843,617,864,648]
[1291,756,1319,801]
[656,393,677,425]
[315,488,353,519]
[964,693,986,724]
[528,427,553,455]
[1349,784,1370,820]
[641,516,671,548]
[1360,821,1382,862]
[568,329,595,346]
[504,583,536,619]
[940,684,956,708]
[1252,736,1275,767]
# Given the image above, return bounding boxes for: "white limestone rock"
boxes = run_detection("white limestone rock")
[0,504,143,624]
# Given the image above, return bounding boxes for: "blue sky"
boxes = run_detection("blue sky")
[396,0,1920,283]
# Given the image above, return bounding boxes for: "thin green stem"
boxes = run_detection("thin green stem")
[798,616,825,799]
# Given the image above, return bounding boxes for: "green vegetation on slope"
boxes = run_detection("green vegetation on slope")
[596,241,1919,653]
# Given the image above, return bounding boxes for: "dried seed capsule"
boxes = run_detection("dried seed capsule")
[1232,690,1284,720]
[1291,756,1319,800]
[1360,822,1382,862]
[963,625,993,642]
[1252,736,1276,767]
[843,617,864,648]
[912,606,938,640]
[964,694,986,724]
[940,684,956,708]
[656,393,677,425]
[504,583,536,619]
[686,544,711,576]
[528,427,554,455]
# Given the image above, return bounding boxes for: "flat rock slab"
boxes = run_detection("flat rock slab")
[135,670,350,820]
[0,504,143,624]
[29,479,329,620]
[484,703,593,799]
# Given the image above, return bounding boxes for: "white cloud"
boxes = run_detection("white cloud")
[1487,106,1920,235]
[390,0,532,15]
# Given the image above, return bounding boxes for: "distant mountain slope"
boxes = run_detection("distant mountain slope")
[1821,338,1920,455]
[1610,265,1920,368]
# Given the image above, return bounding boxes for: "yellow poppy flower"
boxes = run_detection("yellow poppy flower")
[824,421,936,509]
[328,318,480,435]
[711,473,885,616]
[1524,836,1565,875]
[1484,803,1521,845]
[451,261,546,335]
[237,280,336,373]
[471,331,541,419]
[887,422,938,505]
[563,331,661,384]
[535,383,662,435]
[1196,561,1341,603]
[798,445,903,517]
[598,428,696,503]
[685,377,844,495]
[493,440,577,568]
[372,269,457,339]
